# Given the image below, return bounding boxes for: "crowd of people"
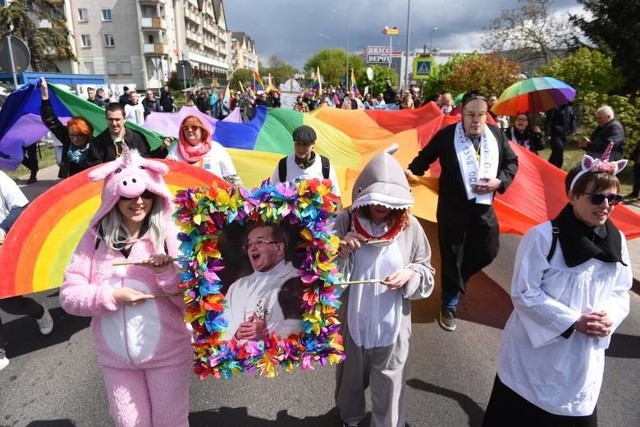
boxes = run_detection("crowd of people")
[0,79,637,427]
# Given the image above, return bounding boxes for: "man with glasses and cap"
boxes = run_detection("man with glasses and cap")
[223,224,300,341]
[405,91,519,332]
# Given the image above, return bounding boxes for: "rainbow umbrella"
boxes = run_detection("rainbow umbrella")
[491,77,576,116]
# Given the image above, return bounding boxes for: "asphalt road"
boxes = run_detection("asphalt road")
[1,169,639,427]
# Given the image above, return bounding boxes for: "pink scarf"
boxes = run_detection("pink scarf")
[177,138,211,163]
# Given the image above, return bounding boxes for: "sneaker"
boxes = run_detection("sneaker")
[0,356,9,371]
[438,308,457,331]
[36,308,54,335]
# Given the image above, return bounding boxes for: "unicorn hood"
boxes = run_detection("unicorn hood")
[351,145,414,210]
[87,145,173,228]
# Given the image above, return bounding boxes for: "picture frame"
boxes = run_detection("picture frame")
[174,179,344,378]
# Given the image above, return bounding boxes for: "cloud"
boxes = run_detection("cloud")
[224,0,584,69]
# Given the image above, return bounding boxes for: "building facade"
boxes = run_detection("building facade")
[230,32,258,72]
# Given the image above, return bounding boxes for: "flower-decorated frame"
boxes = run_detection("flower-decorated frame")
[174,179,344,378]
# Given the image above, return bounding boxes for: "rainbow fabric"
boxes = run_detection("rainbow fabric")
[253,70,265,91]
[312,67,323,95]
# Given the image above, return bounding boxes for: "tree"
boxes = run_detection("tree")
[441,53,521,97]
[535,47,624,96]
[571,1,640,93]
[304,49,364,87]
[482,0,575,65]
[355,66,396,98]
[261,55,297,87]
[229,68,253,92]
[0,0,74,71]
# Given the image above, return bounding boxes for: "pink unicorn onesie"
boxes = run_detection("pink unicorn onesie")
[60,146,191,427]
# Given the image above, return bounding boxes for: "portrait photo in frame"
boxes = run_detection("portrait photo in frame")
[174,179,345,378]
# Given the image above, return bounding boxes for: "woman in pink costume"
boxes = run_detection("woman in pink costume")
[60,145,191,427]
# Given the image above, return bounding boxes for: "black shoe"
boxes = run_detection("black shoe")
[438,308,457,331]
[27,176,37,184]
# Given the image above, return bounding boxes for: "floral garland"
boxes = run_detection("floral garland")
[174,178,344,378]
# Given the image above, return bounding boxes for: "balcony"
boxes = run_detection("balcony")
[143,43,168,55]
[141,17,166,29]
[139,0,165,4]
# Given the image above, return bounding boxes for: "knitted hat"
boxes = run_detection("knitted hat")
[292,125,316,144]
[87,145,174,228]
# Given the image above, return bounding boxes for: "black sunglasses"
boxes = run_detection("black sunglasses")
[586,192,623,206]
[120,190,155,201]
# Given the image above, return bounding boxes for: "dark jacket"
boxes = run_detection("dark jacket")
[142,96,161,118]
[587,118,625,160]
[160,91,175,112]
[85,128,150,167]
[504,127,544,154]
[40,99,91,178]
[545,103,576,138]
[407,123,519,213]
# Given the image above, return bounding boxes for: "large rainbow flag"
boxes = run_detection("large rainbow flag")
[1,81,639,299]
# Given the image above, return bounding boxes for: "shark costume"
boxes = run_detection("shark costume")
[335,149,435,427]
[61,147,191,427]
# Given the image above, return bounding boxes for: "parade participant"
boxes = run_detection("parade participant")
[545,102,576,168]
[60,146,191,426]
[579,105,625,161]
[159,85,175,113]
[166,115,242,187]
[223,224,300,341]
[142,89,161,119]
[505,113,544,154]
[483,146,631,427]
[335,148,435,427]
[124,92,145,125]
[272,125,341,199]
[0,170,54,370]
[39,78,94,178]
[405,91,518,332]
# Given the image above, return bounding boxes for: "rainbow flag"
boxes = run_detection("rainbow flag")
[2,83,640,299]
[351,69,360,97]
[253,70,265,91]
[312,67,323,95]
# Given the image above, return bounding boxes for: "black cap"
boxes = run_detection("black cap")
[292,125,316,144]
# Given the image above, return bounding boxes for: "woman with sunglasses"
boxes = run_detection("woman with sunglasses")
[483,146,631,427]
[60,146,191,426]
[39,77,94,178]
[166,115,242,187]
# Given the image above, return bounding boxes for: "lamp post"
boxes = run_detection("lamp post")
[318,33,331,49]
[383,26,399,69]
[403,0,411,90]
[430,27,438,54]
[331,9,349,88]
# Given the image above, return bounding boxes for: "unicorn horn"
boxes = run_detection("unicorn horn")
[600,141,614,161]
[121,142,132,166]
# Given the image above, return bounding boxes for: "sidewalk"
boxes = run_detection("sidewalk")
[19,164,640,283]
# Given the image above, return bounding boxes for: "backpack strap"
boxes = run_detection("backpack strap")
[547,220,559,262]
[320,154,330,179]
[278,157,287,182]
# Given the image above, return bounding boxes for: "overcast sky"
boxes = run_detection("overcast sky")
[224,0,586,70]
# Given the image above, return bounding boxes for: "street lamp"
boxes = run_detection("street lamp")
[331,9,349,88]
[383,26,399,69]
[403,0,411,90]
[318,33,331,48]
[430,27,438,54]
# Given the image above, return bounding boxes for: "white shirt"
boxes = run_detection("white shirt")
[124,103,145,125]
[167,140,241,185]
[497,221,632,416]
[271,153,341,197]
[0,171,29,230]
[223,261,299,340]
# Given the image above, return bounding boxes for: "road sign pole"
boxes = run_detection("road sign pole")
[6,35,18,90]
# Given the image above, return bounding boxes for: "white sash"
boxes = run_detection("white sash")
[454,122,500,205]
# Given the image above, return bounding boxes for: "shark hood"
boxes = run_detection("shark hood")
[351,145,414,210]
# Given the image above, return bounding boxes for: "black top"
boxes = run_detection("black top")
[587,119,625,160]
[407,123,519,210]
[85,128,151,167]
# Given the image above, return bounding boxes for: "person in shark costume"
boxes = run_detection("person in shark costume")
[334,146,436,427]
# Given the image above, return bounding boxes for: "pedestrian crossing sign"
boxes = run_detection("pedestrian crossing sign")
[413,57,434,79]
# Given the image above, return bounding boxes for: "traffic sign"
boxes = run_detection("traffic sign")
[413,57,434,79]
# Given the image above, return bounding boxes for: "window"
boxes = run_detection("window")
[121,61,132,75]
[84,62,95,74]
[104,34,115,48]
[101,8,112,22]
[107,61,118,75]
[80,34,91,48]
[78,8,88,22]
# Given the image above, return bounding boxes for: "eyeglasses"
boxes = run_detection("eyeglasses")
[120,190,155,201]
[182,125,201,132]
[586,192,623,206]
[242,238,279,251]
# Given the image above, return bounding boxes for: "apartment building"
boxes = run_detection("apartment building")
[231,31,258,72]
[48,0,257,90]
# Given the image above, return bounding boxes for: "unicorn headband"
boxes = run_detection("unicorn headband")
[569,142,628,192]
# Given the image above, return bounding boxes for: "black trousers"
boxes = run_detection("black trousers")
[21,144,39,174]
[631,162,640,195]
[548,134,567,168]
[483,375,598,427]
[0,296,44,358]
